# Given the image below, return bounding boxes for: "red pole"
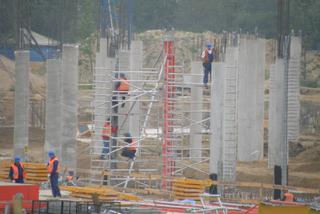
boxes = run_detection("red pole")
[162,33,175,190]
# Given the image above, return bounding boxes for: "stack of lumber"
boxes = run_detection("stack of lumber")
[61,186,142,201]
[172,178,211,201]
[0,160,48,184]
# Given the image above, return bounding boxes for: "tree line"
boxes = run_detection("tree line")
[0,0,319,49]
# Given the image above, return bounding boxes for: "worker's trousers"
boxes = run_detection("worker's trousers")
[203,63,212,85]
[50,173,61,197]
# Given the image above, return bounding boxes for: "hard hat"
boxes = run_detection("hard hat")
[14,156,21,162]
[206,42,213,49]
[48,151,55,157]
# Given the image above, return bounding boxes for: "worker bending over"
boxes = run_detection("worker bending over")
[121,133,137,160]
[8,156,26,183]
[47,151,61,197]
[101,117,117,159]
[114,73,129,108]
[283,190,294,202]
[201,42,214,88]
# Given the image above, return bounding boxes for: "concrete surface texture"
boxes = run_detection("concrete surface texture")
[237,38,266,161]
[287,36,301,142]
[45,59,62,160]
[268,59,288,185]
[94,39,108,152]
[129,41,143,141]
[13,51,30,159]
[190,61,203,161]
[209,62,225,177]
[61,44,79,171]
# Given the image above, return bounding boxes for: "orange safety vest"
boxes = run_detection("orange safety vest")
[66,175,73,181]
[102,122,112,138]
[203,49,214,64]
[129,139,137,151]
[47,157,60,173]
[284,192,294,202]
[11,163,26,179]
[118,78,129,91]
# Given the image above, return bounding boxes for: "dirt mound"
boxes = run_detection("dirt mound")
[0,56,45,94]
[294,144,320,162]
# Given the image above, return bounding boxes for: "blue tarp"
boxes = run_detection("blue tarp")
[0,46,58,62]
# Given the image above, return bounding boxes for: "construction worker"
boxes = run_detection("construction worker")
[201,42,214,88]
[8,156,26,183]
[101,117,117,159]
[283,190,294,202]
[121,133,137,160]
[47,151,61,197]
[115,73,129,108]
[65,171,77,186]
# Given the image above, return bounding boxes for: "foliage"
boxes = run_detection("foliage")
[0,0,319,50]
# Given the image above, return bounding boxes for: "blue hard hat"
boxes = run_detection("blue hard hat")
[14,156,21,162]
[206,43,212,48]
[48,151,55,157]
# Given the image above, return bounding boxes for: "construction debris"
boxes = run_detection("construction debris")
[172,178,211,200]
[60,186,142,202]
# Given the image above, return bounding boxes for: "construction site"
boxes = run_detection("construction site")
[0,0,320,213]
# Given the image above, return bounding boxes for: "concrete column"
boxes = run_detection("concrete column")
[287,36,301,142]
[117,51,130,135]
[45,59,62,160]
[220,47,238,182]
[61,45,79,171]
[14,51,30,159]
[129,41,143,140]
[190,62,203,160]
[237,39,265,161]
[94,39,108,152]
[209,63,225,177]
[268,59,288,185]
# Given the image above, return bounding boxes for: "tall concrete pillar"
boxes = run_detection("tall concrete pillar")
[190,62,203,160]
[218,47,238,182]
[14,51,30,159]
[45,59,62,160]
[94,39,108,152]
[268,59,288,185]
[117,51,130,135]
[237,39,265,161]
[129,41,143,140]
[61,45,79,171]
[209,63,225,178]
[210,47,238,183]
[287,36,301,142]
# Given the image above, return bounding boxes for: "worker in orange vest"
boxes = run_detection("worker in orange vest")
[101,118,117,159]
[201,42,215,89]
[47,151,61,197]
[8,156,26,183]
[283,190,294,202]
[114,73,129,108]
[121,133,137,160]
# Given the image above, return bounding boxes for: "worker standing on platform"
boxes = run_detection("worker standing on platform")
[115,73,129,108]
[121,133,137,160]
[101,117,117,159]
[47,151,61,197]
[201,42,214,88]
[9,156,26,183]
